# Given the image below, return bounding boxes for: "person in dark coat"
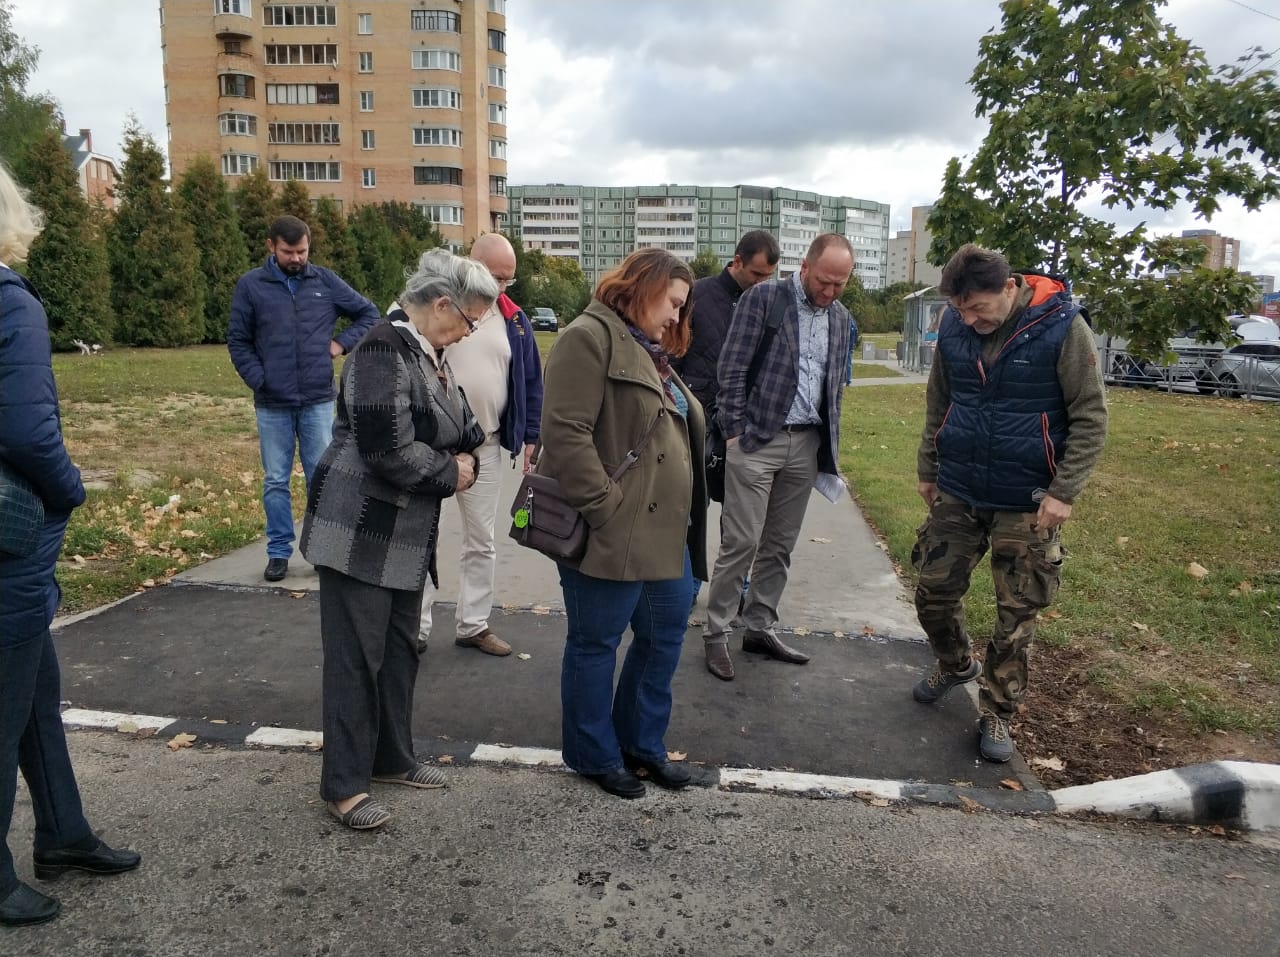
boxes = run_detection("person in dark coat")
[299,249,497,830]
[0,162,141,927]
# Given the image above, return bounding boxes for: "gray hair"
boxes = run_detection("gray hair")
[0,160,44,265]
[400,247,500,310]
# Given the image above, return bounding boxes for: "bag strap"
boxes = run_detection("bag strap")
[527,409,664,481]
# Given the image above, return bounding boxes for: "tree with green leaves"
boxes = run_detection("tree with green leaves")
[108,122,204,347]
[20,124,113,349]
[378,200,445,273]
[0,0,59,177]
[348,204,401,309]
[232,165,278,260]
[689,247,722,280]
[928,0,1278,360]
[176,154,249,343]
[310,196,364,290]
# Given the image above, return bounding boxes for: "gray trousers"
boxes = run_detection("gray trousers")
[318,566,422,802]
[703,428,819,642]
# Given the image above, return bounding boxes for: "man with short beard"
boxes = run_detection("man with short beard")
[228,215,380,584]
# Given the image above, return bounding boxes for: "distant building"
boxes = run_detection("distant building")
[1181,229,1241,271]
[62,128,120,210]
[159,0,509,245]
[508,183,891,289]
[886,230,912,286]
[908,205,943,287]
[1243,273,1275,296]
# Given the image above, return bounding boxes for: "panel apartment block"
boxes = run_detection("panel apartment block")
[160,0,509,244]
[509,184,891,289]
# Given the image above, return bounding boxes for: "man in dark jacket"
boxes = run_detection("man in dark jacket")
[672,230,780,413]
[416,233,544,656]
[228,215,379,582]
[702,233,854,681]
[911,243,1107,763]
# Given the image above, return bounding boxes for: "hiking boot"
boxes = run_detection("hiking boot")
[978,710,1014,763]
[912,657,980,704]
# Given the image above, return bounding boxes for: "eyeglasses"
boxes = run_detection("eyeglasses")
[449,300,478,333]
[492,276,516,289]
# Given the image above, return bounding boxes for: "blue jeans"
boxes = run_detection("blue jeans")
[255,402,334,558]
[558,551,696,774]
[0,630,92,894]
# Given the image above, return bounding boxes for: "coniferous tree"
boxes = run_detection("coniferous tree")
[349,204,401,309]
[377,200,444,274]
[689,247,722,280]
[108,122,203,347]
[177,154,249,342]
[277,178,327,257]
[20,124,114,349]
[311,196,364,290]
[232,165,278,260]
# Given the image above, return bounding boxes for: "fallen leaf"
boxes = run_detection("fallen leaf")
[1115,536,1130,546]
[832,631,845,638]
[289,591,306,599]
[516,652,532,660]
[957,794,981,814]
[1131,621,1149,632]
[1187,561,1209,580]
[949,780,973,788]
[1237,580,1253,594]
[1207,825,1227,837]
[999,778,1025,791]
[667,750,687,762]
[179,529,198,539]
[1041,609,1063,620]
[167,732,197,752]
[72,554,87,565]
[793,627,811,636]
[133,727,158,740]
[209,719,227,725]
[1031,755,1066,772]
[117,720,139,734]
[140,579,156,589]
[868,798,891,807]
[437,755,454,765]
[810,537,832,544]
[862,624,875,636]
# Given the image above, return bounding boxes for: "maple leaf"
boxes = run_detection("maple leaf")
[167,732,197,752]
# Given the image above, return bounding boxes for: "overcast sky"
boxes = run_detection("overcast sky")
[11,0,1280,278]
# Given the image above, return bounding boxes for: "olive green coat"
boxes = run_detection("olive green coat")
[539,301,708,583]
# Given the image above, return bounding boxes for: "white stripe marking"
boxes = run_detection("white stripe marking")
[61,709,174,732]
[245,727,323,749]
[1051,768,1196,820]
[718,767,902,799]
[471,744,565,766]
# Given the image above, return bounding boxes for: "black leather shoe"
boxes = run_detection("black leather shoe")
[742,629,810,664]
[623,754,718,790]
[0,882,60,926]
[582,768,646,800]
[33,838,142,881]
[264,558,289,582]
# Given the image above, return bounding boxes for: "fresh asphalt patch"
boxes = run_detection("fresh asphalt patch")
[54,581,1012,788]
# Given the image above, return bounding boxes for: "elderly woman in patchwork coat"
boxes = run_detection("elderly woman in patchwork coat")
[300,248,497,831]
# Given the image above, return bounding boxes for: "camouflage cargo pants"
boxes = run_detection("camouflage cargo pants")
[911,491,1063,716]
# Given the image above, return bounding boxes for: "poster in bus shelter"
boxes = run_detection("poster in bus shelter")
[1263,292,1280,322]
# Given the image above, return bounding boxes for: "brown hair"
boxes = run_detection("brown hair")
[594,247,695,357]
[939,243,1011,298]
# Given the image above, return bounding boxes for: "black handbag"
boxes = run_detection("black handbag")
[509,415,663,565]
[0,458,45,558]
[704,405,727,505]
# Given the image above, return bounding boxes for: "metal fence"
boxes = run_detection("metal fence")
[1099,344,1280,400]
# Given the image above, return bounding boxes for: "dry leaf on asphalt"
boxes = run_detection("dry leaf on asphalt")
[999,779,1024,791]
[862,625,875,636]
[1031,755,1066,772]
[794,627,811,636]
[209,719,227,725]
[133,727,158,740]
[957,794,981,814]
[1187,561,1209,579]
[667,750,687,762]
[289,591,306,599]
[437,755,454,765]
[167,732,197,751]
[832,631,845,638]
[1207,825,1227,837]
[854,790,892,807]
[516,652,532,660]
[531,605,551,615]
[810,537,832,544]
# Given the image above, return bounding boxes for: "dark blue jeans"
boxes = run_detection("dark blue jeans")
[0,629,92,894]
[558,551,696,775]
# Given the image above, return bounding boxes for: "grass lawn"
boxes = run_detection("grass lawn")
[52,345,1277,781]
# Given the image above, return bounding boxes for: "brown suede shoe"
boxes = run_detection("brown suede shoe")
[705,642,735,681]
[742,630,810,664]
[455,629,512,656]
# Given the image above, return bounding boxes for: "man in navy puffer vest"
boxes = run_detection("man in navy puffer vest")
[910,243,1107,763]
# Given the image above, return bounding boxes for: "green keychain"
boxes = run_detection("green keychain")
[513,507,530,529]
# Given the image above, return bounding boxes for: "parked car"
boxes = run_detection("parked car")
[1211,342,1280,399]
[530,307,558,332]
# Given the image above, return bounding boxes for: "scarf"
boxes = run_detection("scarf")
[625,322,675,402]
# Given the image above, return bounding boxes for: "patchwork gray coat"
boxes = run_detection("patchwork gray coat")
[300,319,483,592]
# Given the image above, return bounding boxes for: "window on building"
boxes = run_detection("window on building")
[362,168,376,188]
[356,12,371,33]
[222,40,242,54]
[267,122,340,145]
[488,139,506,160]
[359,91,374,111]
[487,65,506,88]
[416,203,463,225]
[265,83,338,104]
[488,102,507,125]
[216,0,251,15]
[358,51,373,72]
[360,129,375,150]
[489,176,506,196]
[412,127,462,147]
[264,44,339,65]
[219,112,258,136]
[218,73,255,98]
[410,9,460,31]
[268,160,341,182]
[414,166,463,186]
[487,0,506,13]
[488,29,505,53]
[411,49,461,71]
[262,5,336,26]
[411,87,461,109]
[222,153,258,175]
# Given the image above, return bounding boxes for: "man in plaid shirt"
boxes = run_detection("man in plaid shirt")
[701,234,855,681]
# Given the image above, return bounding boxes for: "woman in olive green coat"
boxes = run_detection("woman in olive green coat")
[539,248,710,799]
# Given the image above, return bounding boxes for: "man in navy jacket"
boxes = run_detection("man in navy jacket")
[416,232,543,656]
[227,215,379,582]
